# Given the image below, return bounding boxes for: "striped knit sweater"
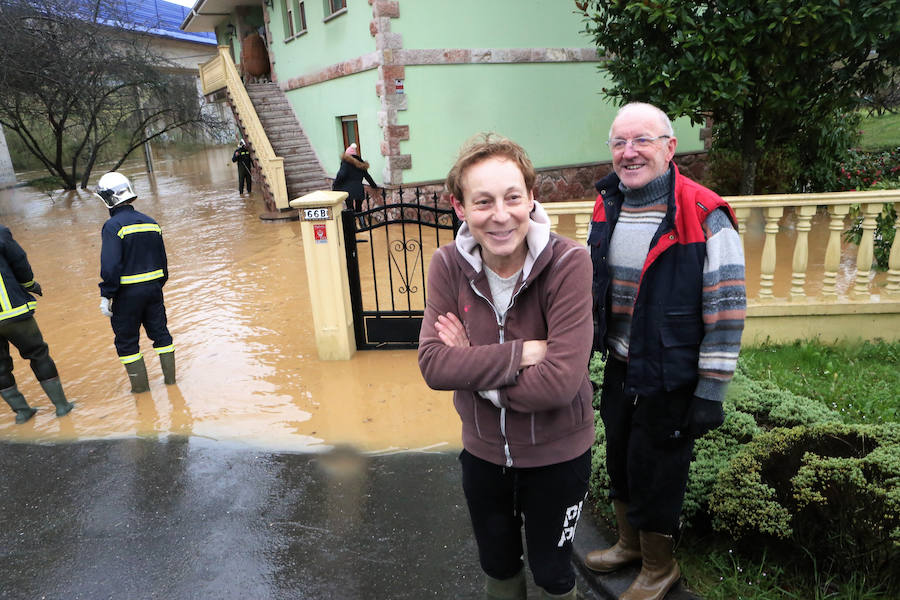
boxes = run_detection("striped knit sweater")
[608,171,746,402]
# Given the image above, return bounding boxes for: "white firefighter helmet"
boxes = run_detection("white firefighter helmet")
[95,172,137,208]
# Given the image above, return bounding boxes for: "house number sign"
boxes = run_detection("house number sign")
[302,207,331,221]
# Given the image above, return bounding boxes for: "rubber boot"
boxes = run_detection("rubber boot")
[1,385,37,424]
[124,357,150,393]
[39,377,74,417]
[620,531,681,600]
[584,500,641,573]
[540,585,578,599]
[159,351,176,385]
[485,568,527,600]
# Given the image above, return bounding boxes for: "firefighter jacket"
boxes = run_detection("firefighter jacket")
[99,205,168,298]
[0,226,39,323]
[232,146,252,170]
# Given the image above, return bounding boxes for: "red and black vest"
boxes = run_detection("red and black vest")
[588,164,737,396]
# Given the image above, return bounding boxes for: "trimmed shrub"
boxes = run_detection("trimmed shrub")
[710,423,900,583]
[587,355,900,580]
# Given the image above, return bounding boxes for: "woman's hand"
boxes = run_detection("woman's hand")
[435,312,470,347]
[520,340,547,368]
[435,311,545,369]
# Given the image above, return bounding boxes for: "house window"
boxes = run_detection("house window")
[295,1,307,34]
[283,0,294,37]
[283,0,307,39]
[341,115,359,155]
[324,0,346,18]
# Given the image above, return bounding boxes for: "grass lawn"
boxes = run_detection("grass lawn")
[858,111,900,150]
[738,339,900,424]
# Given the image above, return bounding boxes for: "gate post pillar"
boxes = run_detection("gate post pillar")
[290,190,356,360]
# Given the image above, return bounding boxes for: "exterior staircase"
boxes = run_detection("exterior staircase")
[244,82,328,202]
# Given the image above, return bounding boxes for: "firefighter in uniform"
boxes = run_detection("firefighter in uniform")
[95,172,175,393]
[231,138,253,194]
[0,225,74,423]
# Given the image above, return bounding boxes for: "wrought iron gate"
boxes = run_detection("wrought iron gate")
[342,187,458,350]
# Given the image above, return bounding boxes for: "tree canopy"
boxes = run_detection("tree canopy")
[579,0,900,194]
[0,0,225,189]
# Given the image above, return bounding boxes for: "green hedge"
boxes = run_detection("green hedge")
[588,357,899,588]
[710,423,899,581]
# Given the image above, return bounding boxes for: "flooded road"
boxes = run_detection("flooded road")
[0,147,459,453]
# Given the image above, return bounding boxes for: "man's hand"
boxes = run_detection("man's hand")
[99,297,113,318]
[686,396,724,438]
[435,312,469,347]
[25,281,42,296]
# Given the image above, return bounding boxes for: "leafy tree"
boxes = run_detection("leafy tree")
[579,0,900,194]
[0,0,225,190]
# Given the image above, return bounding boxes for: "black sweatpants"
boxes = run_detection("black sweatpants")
[600,356,694,535]
[0,316,58,389]
[460,448,591,595]
[110,285,172,359]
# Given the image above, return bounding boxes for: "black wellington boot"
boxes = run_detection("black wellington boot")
[1,385,37,424]
[124,357,150,393]
[159,351,176,385]
[40,377,74,416]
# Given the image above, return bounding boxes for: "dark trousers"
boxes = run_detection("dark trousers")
[600,357,694,535]
[345,195,363,213]
[460,449,591,595]
[0,316,58,389]
[238,164,252,194]
[111,285,172,358]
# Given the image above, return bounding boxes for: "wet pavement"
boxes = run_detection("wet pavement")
[0,437,614,599]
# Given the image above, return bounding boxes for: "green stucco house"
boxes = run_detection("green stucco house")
[183,0,705,203]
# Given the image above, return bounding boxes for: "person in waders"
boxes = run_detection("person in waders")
[95,172,175,393]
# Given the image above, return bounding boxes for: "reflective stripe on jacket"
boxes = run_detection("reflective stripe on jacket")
[0,226,38,323]
[100,205,168,298]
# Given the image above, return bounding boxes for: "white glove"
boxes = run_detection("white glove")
[99,297,113,317]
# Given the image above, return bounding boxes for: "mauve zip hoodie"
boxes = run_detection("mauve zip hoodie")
[418,201,595,468]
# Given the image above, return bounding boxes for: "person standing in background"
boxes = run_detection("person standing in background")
[0,225,74,423]
[232,139,253,195]
[332,143,379,214]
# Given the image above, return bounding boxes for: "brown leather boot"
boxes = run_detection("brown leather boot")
[584,500,641,572]
[620,531,680,600]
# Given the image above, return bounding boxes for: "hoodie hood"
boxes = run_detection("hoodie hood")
[454,199,551,280]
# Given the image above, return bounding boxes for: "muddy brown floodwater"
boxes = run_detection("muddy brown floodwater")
[0,147,459,453]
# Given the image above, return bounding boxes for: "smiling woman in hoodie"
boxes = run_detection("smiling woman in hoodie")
[418,134,594,600]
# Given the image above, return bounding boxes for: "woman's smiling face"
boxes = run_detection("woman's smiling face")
[451,156,534,277]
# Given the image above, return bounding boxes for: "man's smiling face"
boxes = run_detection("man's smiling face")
[610,105,677,190]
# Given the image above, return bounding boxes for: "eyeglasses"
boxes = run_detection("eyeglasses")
[607,135,671,152]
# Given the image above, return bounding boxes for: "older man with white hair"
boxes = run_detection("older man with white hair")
[585,102,746,600]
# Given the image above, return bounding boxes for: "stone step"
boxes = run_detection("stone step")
[285,162,325,172]
[283,160,320,170]
[257,112,295,122]
[258,117,300,128]
[283,153,322,164]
